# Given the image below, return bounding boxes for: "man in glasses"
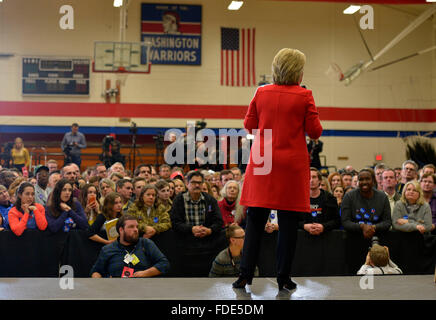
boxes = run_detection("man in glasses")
[209,224,258,277]
[396,160,418,195]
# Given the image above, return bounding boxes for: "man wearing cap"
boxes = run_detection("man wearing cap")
[61,123,87,168]
[34,165,51,206]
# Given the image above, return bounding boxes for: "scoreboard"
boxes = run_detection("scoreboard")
[22,57,90,96]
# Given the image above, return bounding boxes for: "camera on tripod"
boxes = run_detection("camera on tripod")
[129,122,138,135]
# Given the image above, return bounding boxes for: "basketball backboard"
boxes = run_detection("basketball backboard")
[93,41,151,73]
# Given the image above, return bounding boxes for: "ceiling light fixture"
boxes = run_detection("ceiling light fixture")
[113,0,123,8]
[343,5,361,15]
[228,1,244,11]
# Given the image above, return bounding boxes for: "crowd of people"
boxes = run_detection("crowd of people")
[0,157,435,278]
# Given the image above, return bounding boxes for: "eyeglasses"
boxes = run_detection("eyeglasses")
[189,180,202,185]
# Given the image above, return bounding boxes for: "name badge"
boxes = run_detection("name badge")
[131,254,140,266]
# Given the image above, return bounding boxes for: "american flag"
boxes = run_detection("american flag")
[220,27,256,87]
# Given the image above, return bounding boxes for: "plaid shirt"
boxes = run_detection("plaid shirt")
[183,192,206,226]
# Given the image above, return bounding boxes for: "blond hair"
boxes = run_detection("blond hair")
[272,48,306,85]
[401,180,425,205]
[369,244,389,267]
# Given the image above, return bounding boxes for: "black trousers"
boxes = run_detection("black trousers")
[240,207,300,280]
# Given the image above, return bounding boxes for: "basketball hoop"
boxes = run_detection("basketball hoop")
[115,67,129,86]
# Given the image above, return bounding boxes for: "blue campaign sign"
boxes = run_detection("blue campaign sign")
[141,3,202,65]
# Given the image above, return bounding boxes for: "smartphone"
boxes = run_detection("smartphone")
[88,194,96,205]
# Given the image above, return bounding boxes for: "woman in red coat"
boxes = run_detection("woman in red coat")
[234,48,322,290]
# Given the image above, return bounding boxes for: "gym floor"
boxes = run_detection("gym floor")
[0,275,434,300]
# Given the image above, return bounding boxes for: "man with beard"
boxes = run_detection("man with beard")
[34,165,50,206]
[341,168,392,274]
[90,215,170,278]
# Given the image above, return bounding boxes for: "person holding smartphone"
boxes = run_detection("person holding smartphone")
[8,182,48,236]
[79,184,101,225]
[45,179,88,233]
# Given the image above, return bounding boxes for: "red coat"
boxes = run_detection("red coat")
[240,84,322,213]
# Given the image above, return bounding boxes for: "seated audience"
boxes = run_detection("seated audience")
[48,171,61,190]
[420,173,436,232]
[8,182,48,236]
[95,163,107,180]
[0,185,12,230]
[300,168,340,235]
[357,244,402,275]
[109,172,124,183]
[108,162,126,177]
[47,159,59,174]
[230,167,242,183]
[34,165,50,206]
[170,171,223,239]
[341,168,392,274]
[8,176,25,204]
[132,177,146,201]
[116,179,134,213]
[392,180,432,234]
[210,184,222,201]
[99,178,116,205]
[218,180,244,227]
[155,179,172,212]
[328,172,342,190]
[134,164,152,182]
[209,224,258,277]
[127,184,171,238]
[159,164,171,180]
[341,168,392,239]
[374,163,387,191]
[381,168,401,217]
[341,172,353,189]
[332,185,345,207]
[421,164,435,179]
[173,178,186,196]
[320,176,331,193]
[219,170,234,189]
[167,180,176,200]
[45,179,88,233]
[80,183,101,225]
[90,215,170,278]
[0,170,17,189]
[88,192,123,245]
[396,160,418,195]
[351,174,359,188]
[88,176,100,188]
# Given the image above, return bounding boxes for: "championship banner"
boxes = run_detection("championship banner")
[141,3,202,65]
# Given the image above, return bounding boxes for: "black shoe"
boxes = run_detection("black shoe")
[277,278,297,291]
[232,276,252,288]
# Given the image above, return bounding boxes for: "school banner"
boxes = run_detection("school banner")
[141,3,202,65]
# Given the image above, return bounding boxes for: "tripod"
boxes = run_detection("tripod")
[153,133,165,167]
[128,122,142,171]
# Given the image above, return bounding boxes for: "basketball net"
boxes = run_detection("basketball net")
[325,63,344,81]
[115,66,129,86]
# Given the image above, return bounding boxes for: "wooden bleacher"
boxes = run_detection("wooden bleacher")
[27,143,162,173]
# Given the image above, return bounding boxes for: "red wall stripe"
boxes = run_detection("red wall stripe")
[0,101,435,122]
[142,22,201,34]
